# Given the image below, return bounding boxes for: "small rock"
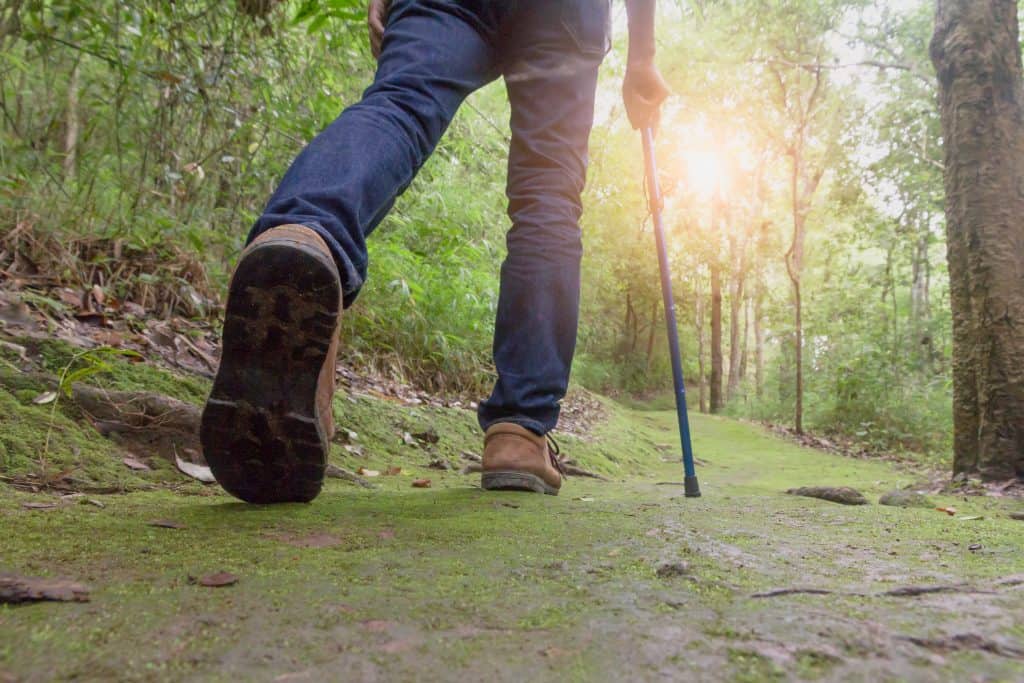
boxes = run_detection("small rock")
[412,428,439,444]
[427,459,452,470]
[1009,512,1024,521]
[787,486,868,506]
[656,561,691,578]
[879,490,933,509]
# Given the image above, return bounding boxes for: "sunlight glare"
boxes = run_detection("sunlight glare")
[684,149,727,199]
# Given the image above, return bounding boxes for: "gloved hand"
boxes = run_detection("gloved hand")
[622,60,670,131]
[368,0,391,59]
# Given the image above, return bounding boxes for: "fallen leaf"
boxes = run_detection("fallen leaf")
[0,575,90,604]
[383,466,402,476]
[958,515,984,521]
[357,467,380,477]
[32,391,58,405]
[174,453,215,483]
[412,479,432,488]
[90,284,105,307]
[968,544,983,552]
[197,572,238,587]
[122,456,150,471]
[935,507,957,516]
[574,496,595,502]
[149,520,186,529]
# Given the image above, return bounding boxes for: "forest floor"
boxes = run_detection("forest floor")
[2,337,1024,682]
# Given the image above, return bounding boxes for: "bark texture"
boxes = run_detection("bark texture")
[931,0,1024,479]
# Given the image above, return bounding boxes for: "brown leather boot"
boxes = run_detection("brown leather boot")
[201,224,342,504]
[481,423,563,495]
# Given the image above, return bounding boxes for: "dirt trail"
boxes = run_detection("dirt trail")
[2,386,1023,682]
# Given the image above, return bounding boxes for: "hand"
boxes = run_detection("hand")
[622,60,670,131]
[368,0,391,59]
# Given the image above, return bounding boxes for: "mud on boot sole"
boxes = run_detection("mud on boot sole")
[200,239,340,504]
[481,471,560,496]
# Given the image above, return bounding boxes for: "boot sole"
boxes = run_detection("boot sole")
[481,471,560,496]
[200,238,340,504]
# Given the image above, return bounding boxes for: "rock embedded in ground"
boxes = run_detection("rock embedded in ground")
[786,486,868,506]
[0,575,90,604]
[879,490,933,508]
[1009,512,1024,522]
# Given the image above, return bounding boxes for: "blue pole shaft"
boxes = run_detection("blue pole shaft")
[642,127,701,498]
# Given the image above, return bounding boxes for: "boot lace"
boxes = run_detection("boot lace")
[546,433,566,475]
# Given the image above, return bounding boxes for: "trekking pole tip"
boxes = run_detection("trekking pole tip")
[684,475,702,498]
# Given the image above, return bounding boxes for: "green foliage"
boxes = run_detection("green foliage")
[1,0,954,461]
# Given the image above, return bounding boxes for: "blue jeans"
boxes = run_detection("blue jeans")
[249,0,609,435]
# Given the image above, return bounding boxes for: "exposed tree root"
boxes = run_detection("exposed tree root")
[897,633,1024,660]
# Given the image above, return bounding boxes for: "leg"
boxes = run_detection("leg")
[477,1,607,435]
[250,0,499,307]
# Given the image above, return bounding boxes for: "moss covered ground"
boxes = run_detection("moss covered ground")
[2,350,1023,682]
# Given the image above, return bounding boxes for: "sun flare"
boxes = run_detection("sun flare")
[683,149,728,198]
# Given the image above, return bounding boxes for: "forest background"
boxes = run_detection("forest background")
[0,0,953,464]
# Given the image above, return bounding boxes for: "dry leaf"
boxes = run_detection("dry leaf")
[32,390,58,405]
[958,515,984,521]
[384,466,402,476]
[122,456,150,471]
[412,479,432,488]
[357,467,380,477]
[197,572,238,587]
[174,453,215,483]
[935,506,957,516]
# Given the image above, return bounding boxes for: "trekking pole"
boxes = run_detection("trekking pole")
[642,126,701,498]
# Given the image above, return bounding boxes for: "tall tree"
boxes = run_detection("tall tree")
[930,0,1024,479]
[709,190,725,413]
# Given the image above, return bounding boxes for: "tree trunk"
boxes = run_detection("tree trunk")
[645,300,658,371]
[754,289,765,399]
[739,293,750,382]
[710,261,723,413]
[727,266,745,401]
[63,61,80,180]
[931,0,1024,479]
[696,273,708,413]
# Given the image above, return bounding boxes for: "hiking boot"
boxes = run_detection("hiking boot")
[201,224,342,504]
[481,423,563,495]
